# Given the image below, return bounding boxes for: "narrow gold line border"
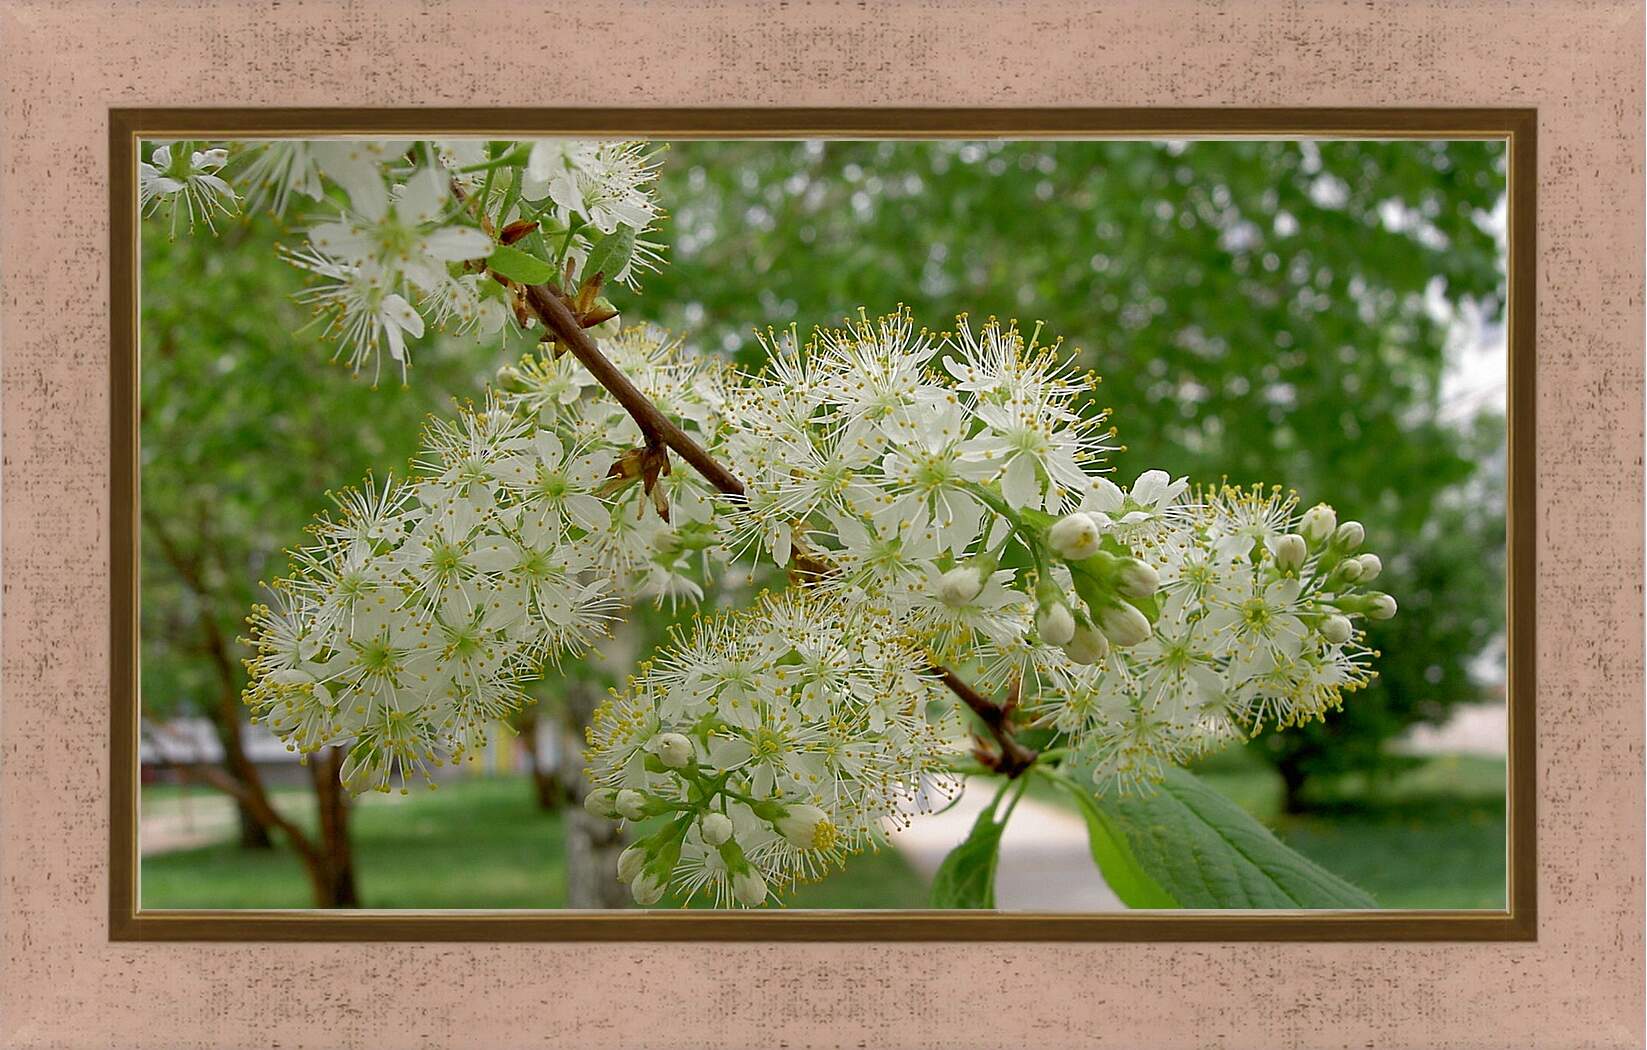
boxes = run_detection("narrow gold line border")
[109,107,1536,943]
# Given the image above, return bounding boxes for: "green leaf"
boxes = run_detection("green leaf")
[487,244,554,285]
[1044,774,1177,908]
[583,227,636,284]
[928,796,1009,908]
[1089,766,1378,909]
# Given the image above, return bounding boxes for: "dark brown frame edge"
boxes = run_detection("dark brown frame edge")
[109,107,1537,942]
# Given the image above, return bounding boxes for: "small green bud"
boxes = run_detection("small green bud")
[1301,503,1338,544]
[1063,623,1110,665]
[583,787,620,819]
[616,843,648,883]
[1099,602,1152,647]
[1047,513,1103,560]
[615,788,650,821]
[1036,601,1077,646]
[630,868,668,906]
[1272,533,1307,572]
[1115,558,1160,600]
[1334,521,1365,550]
[646,732,694,769]
[700,812,734,847]
[731,868,768,907]
[1320,614,1353,644]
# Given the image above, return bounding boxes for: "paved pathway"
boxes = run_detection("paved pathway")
[890,789,1124,911]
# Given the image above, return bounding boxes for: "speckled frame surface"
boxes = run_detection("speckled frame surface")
[3,3,1641,1047]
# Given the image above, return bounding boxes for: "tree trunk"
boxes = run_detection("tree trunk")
[1278,752,1311,815]
[308,747,361,908]
[557,681,628,909]
[204,710,276,850]
[516,708,564,811]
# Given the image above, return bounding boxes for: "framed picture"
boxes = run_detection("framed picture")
[110,108,1535,942]
[5,4,1639,1048]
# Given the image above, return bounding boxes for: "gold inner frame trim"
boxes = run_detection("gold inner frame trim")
[109,107,1536,942]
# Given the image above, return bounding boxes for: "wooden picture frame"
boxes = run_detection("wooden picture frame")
[109,107,1538,943]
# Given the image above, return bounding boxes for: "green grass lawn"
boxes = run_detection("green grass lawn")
[140,775,929,910]
[1181,747,1507,909]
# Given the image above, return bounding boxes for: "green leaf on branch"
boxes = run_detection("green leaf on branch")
[582,227,636,285]
[1043,773,1177,908]
[928,794,1009,908]
[487,244,555,285]
[1083,765,1378,909]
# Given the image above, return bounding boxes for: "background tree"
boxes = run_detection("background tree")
[140,209,500,903]
[638,139,1508,809]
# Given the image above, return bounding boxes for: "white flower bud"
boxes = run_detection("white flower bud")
[700,812,734,847]
[1036,601,1077,646]
[1320,614,1353,644]
[1047,513,1103,560]
[774,804,839,851]
[1335,520,1365,550]
[731,868,768,908]
[1356,553,1382,582]
[1337,557,1364,582]
[935,565,984,606]
[1367,593,1398,620]
[1301,503,1338,544]
[1115,558,1161,599]
[616,843,648,883]
[615,788,650,821]
[1099,602,1152,647]
[495,363,521,386]
[583,787,620,819]
[646,732,694,769]
[1063,623,1110,665]
[1272,533,1308,572]
[630,869,668,906]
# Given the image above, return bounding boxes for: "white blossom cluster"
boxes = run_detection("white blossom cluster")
[242,326,733,794]
[712,310,1395,801]
[582,588,961,907]
[1027,486,1395,794]
[143,137,665,385]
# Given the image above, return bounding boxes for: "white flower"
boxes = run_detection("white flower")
[524,140,663,237]
[139,142,238,235]
[773,804,838,851]
[287,252,425,383]
[235,141,325,214]
[308,164,492,293]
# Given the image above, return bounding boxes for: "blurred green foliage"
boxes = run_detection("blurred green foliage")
[636,140,1508,802]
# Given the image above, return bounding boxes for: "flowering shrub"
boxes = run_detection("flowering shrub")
[150,136,1395,909]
